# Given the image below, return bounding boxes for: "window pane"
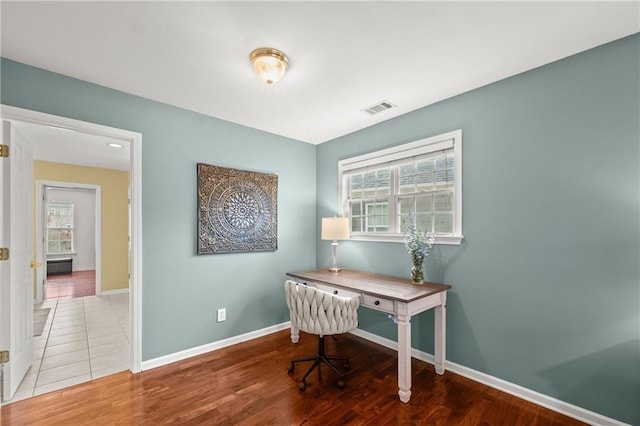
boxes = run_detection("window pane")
[48,229,60,241]
[350,175,364,199]
[365,202,388,232]
[435,214,453,233]
[416,160,435,191]
[399,198,414,215]
[48,241,59,253]
[398,164,416,194]
[417,213,433,233]
[376,169,390,196]
[416,195,433,213]
[47,201,74,254]
[436,169,454,188]
[350,217,362,233]
[435,154,455,188]
[48,215,60,228]
[436,154,455,169]
[358,168,391,197]
[350,201,362,216]
[363,171,376,197]
[434,192,453,212]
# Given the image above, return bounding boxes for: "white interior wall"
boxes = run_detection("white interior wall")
[46,187,96,271]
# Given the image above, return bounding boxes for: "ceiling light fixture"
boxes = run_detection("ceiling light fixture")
[108,143,123,148]
[250,47,289,85]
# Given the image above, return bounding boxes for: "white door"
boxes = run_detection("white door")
[0,120,34,401]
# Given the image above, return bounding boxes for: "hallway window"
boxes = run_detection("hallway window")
[47,200,75,254]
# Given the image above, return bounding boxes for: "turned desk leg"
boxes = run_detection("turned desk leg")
[290,325,299,343]
[397,312,412,403]
[434,295,447,375]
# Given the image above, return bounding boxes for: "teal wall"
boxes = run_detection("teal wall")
[2,34,638,424]
[317,34,639,424]
[0,58,317,361]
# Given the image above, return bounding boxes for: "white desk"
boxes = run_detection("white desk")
[286,269,450,403]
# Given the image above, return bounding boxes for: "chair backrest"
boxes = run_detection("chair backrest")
[285,280,359,336]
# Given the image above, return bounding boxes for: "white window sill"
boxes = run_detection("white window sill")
[348,234,464,246]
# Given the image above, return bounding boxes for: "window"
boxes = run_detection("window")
[338,130,463,245]
[47,200,75,254]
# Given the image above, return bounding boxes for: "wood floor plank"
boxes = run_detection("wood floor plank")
[45,270,96,300]
[1,330,588,425]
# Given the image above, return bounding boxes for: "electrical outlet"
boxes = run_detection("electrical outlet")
[217,308,226,322]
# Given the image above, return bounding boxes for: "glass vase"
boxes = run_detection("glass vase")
[410,253,425,284]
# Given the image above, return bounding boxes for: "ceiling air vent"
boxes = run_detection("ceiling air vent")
[362,100,396,115]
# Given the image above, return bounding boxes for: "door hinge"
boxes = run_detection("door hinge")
[0,144,8,158]
[0,248,8,261]
[0,351,8,364]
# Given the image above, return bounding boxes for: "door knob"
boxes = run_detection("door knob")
[30,260,42,269]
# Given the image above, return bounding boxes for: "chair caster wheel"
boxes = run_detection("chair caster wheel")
[337,379,345,389]
[287,364,295,374]
[298,381,307,392]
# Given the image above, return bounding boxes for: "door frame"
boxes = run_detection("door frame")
[1,104,142,373]
[36,182,101,301]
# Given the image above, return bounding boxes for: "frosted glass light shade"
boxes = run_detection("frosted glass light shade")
[250,48,289,85]
[321,217,349,241]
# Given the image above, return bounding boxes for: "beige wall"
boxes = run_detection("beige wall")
[34,161,130,292]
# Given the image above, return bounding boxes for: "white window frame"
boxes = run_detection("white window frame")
[46,199,76,255]
[338,129,463,245]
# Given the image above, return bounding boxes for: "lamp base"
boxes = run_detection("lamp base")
[328,267,342,272]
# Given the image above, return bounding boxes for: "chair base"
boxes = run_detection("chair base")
[287,335,350,391]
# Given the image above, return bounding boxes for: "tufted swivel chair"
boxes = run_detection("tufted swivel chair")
[284,280,359,391]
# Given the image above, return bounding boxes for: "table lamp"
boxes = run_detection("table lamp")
[321,217,350,272]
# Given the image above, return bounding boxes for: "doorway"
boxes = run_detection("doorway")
[0,105,142,403]
[36,183,101,302]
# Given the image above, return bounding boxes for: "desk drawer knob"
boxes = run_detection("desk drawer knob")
[374,300,380,306]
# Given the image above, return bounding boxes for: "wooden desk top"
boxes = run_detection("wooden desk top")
[286,269,451,303]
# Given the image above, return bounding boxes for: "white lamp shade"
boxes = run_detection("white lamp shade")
[321,217,349,241]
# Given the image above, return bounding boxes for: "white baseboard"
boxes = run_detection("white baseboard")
[349,328,629,426]
[100,288,129,296]
[141,321,291,372]
[136,322,627,426]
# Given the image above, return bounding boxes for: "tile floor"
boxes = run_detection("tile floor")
[4,293,130,404]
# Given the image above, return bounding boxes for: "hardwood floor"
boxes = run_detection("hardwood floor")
[1,330,586,425]
[45,270,96,300]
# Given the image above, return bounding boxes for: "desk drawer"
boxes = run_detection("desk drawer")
[315,283,361,300]
[298,280,361,300]
[362,294,394,313]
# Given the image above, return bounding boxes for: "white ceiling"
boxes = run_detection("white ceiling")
[1,1,638,166]
[13,120,131,171]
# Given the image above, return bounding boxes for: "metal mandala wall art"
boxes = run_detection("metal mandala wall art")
[197,163,278,254]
